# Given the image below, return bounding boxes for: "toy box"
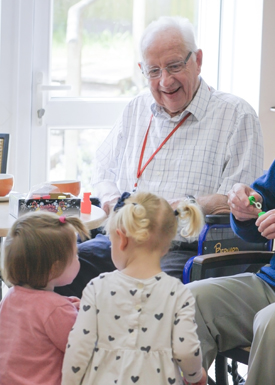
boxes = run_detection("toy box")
[9,192,81,218]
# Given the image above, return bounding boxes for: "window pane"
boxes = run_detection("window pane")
[49,128,110,193]
[51,0,199,98]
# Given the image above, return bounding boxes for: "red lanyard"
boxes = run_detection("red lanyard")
[134,111,191,189]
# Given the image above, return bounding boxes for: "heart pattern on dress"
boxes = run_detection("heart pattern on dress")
[155,313,163,320]
[168,378,176,384]
[140,346,151,353]
[72,366,80,373]
[68,272,198,385]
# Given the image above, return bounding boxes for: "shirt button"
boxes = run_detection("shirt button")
[135,304,141,310]
[137,283,143,289]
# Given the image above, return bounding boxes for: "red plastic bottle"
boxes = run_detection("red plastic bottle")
[81,192,92,214]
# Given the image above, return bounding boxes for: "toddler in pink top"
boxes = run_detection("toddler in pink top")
[0,211,90,385]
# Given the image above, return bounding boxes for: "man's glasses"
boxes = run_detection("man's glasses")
[140,51,193,79]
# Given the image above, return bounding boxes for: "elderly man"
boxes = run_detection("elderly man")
[92,16,263,277]
[187,161,275,385]
[55,16,263,297]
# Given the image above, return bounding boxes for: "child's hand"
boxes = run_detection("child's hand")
[256,209,275,239]
[183,368,207,385]
[67,296,81,310]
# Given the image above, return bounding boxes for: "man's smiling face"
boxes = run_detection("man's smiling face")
[142,29,202,117]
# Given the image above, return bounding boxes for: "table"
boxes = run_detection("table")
[0,201,107,299]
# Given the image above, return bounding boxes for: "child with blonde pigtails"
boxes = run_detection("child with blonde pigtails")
[0,211,90,385]
[62,191,207,385]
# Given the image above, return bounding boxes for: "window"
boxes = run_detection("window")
[51,0,200,98]
[3,0,268,194]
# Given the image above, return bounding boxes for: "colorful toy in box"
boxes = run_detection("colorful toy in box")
[9,192,81,218]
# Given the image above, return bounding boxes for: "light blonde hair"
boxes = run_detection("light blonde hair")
[3,211,90,289]
[176,200,205,238]
[106,192,204,250]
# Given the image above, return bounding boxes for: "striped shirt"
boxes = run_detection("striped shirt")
[93,78,264,207]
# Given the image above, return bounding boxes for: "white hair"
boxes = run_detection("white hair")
[140,16,198,60]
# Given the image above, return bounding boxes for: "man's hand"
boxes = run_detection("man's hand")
[102,198,119,215]
[256,210,275,239]
[196,194,229,215]
[228,183,262,221]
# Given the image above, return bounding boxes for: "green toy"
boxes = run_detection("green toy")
[248,196,265,216]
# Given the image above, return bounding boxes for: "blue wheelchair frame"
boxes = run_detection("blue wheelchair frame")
[182,214,273,284]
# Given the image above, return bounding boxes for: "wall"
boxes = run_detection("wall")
[0,0,34,191]
[259,0,275,169]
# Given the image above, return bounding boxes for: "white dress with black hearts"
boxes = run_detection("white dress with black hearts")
[61,271,203,385]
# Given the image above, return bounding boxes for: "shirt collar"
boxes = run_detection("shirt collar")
[150,77,211,122]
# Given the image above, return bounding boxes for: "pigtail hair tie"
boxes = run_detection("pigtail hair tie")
[114,192,131,212]
[59,216,66,224]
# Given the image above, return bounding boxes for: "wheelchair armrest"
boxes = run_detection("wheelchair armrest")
[205,214,230,225]
[191,251,274,281]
